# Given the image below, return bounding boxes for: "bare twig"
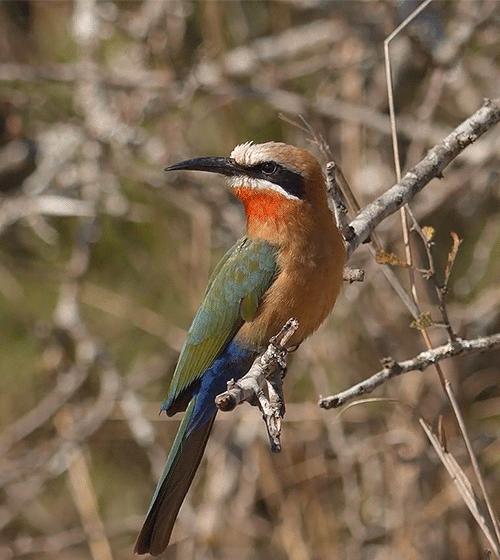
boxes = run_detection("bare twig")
[420,419,500,558]
[382,4,500,548]
[325,156,421,319]
[411,221,461,341]
[0,195,94,234]
[9,516,142,557]
[347,98,500,257]
[72,0,139,145]
[215,318,299,452]
[0,367,88,455]
[384,0,424,310]
[444,378,500,549]
[0,367,121,531]
[325,161,354,243]
[319,333,500,409]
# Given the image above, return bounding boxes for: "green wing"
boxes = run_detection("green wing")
[163,237,278,409]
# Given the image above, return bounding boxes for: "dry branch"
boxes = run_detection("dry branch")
[0,195,94,233]
[215,318,299,452]
[420,419,500,558]
[54,410,114,560]
[325,161,354,243]
[319,333,500,409]
[347,97,500,257]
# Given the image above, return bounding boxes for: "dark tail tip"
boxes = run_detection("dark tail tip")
[134,415,216,555]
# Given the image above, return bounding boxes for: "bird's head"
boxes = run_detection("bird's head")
[165,142,329,236]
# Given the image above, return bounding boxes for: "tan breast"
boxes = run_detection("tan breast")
[238,204,346,348]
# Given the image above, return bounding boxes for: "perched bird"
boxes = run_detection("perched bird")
[135,141,346,555]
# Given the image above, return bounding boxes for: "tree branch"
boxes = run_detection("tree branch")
[325,161,354,243]
[346,98,500,257]
[215,318,299,452]
[319,333,500,409]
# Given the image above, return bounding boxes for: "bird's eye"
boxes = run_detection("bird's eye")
[261,161,278,175]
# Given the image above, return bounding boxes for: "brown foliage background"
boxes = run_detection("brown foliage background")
[0,1,499,559]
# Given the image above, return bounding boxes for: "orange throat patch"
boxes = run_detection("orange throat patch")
[233,187,300,233]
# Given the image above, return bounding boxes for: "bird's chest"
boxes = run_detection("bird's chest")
[272,248,340,335]
[239,239,344,347]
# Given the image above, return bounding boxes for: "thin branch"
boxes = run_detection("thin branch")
[54,409,114,560]
[385,12,500,542]
[9,516,143,557]
[384,0,423,312]
[319,333,500,409]
[325,161,354,243]
[420,419,500,559]
[384,0,434,180]
[327,156,421,319]
[412,221,460,341]
[0,367,88,455]
[0,195,94,233]
[215,318,299,452]
[347,98,500,257]
[444,378,500,548]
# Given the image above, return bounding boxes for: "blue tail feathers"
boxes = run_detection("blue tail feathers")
[135,341,257,554]
[188,340,256,434]
[160,340,256,431]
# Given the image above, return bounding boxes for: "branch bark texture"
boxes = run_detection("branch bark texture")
[347,98,500,257]
[215,318,299,452]
[319,333,500,409]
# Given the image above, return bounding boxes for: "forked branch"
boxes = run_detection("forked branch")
[215,318,299,452]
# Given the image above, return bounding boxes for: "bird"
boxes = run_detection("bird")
[135,141,346,555]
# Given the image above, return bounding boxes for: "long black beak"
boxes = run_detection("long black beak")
[164,156,242,177]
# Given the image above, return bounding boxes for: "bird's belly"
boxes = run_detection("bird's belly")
[238,250,343,348]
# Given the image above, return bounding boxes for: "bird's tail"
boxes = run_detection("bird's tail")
[135,399,216,556]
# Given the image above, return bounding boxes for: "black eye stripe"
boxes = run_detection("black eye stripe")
[244,162,305,199]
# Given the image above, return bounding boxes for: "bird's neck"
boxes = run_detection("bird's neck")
[234,187,331,247]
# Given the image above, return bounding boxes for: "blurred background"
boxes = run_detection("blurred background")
[0,1,499,559]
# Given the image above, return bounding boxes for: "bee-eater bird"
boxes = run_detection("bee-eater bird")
[135,141,346,555]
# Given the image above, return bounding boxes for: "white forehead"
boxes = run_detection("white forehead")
[230,141,300,172]
[230,141,272,165]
